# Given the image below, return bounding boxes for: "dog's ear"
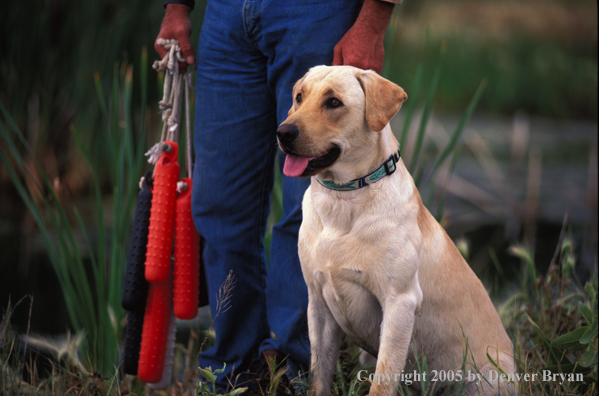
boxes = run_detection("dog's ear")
[356,70,407,132]
[288,74,307,116]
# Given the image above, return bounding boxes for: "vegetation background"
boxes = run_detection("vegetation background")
[1,0,597,395]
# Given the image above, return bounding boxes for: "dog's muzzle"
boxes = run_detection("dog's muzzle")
[276,123,340,178]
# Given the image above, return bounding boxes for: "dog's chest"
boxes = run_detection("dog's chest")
[299,185,423,355]
[300,188,418,286]
[309,195,385,264]
[302,222,386,352]
[300,190,408,297]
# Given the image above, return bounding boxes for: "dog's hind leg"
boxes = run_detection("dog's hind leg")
[464,359,519,396]
[307,291,343,396]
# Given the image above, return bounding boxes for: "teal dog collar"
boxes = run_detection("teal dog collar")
[316,150,400,191]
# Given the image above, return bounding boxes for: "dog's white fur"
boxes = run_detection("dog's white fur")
[279,66,517,396]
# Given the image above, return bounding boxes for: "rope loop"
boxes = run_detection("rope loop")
[146,39,195,180]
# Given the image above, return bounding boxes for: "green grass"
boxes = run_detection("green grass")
[505,232,598,395]
[0,52,150,377]
[2,230,596,395]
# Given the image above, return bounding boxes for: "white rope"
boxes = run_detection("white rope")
[184,71,193,178]
[147,39,195,179]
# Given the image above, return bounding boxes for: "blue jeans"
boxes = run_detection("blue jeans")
[192,0,362,390]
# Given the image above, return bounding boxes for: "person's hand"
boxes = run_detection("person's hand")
[333,0,394,74]
[155,4,195,67]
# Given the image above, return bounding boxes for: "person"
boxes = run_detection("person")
[155,0,402,392]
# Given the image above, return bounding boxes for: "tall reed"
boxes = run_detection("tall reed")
[0,51,150,376]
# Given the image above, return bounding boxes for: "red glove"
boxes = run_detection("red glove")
[155,4,195,68]
[333,0,395,74]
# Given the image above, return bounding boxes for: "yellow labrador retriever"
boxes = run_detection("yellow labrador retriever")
[276,66,517,396]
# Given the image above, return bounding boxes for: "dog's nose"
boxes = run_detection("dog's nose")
[276,124,299,144]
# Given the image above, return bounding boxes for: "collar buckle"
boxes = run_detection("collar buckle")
[383,152,399,176]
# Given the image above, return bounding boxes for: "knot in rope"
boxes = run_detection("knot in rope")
[153,39,185,73]
[146,39,195,179]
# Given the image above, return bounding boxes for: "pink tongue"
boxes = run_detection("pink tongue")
[284,154,314,177]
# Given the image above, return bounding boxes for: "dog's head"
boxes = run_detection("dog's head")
[277,65,407,179]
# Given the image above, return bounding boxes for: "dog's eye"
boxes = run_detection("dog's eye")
[296,93,302,104]
[325,98,343,108]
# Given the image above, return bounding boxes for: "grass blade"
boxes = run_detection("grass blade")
[431,79,487,177]
[410,41,447,177]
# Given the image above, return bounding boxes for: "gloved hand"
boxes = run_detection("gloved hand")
[155,4,195,68]
[333,0,395,74]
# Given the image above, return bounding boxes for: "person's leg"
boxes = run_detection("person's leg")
[191,0,278,390]
[256,0,364,380]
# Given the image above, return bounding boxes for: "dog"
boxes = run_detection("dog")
[276,66,517,396]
